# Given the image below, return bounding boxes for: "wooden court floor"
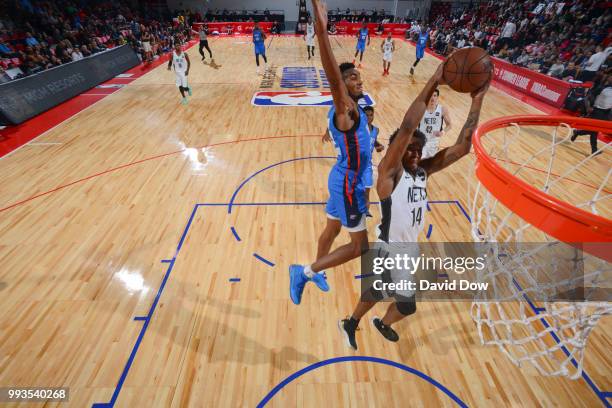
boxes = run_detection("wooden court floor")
[0,36,610,407]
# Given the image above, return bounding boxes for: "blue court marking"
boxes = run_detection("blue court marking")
[438,274,450,278]
[253,253,275,267]
[229,278,241,282]
[92,205,197,408]
[230,226,241,241]
[227,156,335,214]
[354,273,374,280]
[257,356,468,408]
[426,224,433,239]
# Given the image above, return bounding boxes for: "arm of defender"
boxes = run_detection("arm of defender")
[312,0,354,129]
[185,53,190,75]
[167,55,172,70]
[421,81,490,176]
[377,64,444,197]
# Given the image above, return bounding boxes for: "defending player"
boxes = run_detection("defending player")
[253,22,268,74]
[410,26,429,76]
[338,64,490,350]
[289,0,373,305]
[167,43,192,105]
[418,89,453,158]
[380,32,395,76]
[352,21,370,68]
[304,16,316,60]
[363,106,384,214]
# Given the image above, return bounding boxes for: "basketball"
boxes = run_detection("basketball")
[443,47,493,93]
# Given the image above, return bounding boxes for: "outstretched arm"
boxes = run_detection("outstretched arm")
[377,64,444,198]
[312,0,355,130]
[420,81,490,176]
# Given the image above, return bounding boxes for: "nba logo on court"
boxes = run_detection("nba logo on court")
[252,91,375,107]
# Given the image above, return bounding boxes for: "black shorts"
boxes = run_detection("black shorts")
[199,40,209,47]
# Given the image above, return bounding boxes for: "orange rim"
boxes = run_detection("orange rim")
[472,115,612,261]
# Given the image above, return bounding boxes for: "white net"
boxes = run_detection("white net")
[468,117,611,379]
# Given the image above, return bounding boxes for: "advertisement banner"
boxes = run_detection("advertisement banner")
[0,45,139,125]
[492,57,582,108]
[192,22,273,34]
[335,22,409,36]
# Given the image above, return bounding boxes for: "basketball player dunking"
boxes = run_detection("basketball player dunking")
[253,22,268,75]
[289,0,373,305]
[339,64,490,349]
[304,16,316,60]
[380,32,395,76]
[410,26,429,76]
[418,89,452,159]
[167,43,192,105]
[352,21,370,68]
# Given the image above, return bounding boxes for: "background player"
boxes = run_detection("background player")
[289,0,373,305]
[304,16,316,60]
[338,65,490,350]
[253,22,268,74]
[418,89,453,158]
[167,43,191,105]
[410,26,429,76]
[352,21,370,68]
[380,32,395,76]
[363,106,384,215]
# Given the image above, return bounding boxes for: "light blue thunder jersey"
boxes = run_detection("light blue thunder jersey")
[253,29,264,44]
[417,32,429,48]
[325,105,372,226]
[358,28,368,44]
[327,106,371,178]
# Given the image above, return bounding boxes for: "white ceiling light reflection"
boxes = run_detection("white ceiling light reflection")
[115,268,149,295]
[181,144,217,173]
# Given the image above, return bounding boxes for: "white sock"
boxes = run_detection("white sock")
[304,265,314,278]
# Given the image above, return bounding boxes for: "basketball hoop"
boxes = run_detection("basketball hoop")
[468,115,611,379]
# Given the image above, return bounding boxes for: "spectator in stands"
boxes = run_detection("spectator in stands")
[548,59,566,78]
[498,18,516,50]
[24,32,39,47]
[71,46,84,61]
[0,40,18,58]
[562,61,579,80]
[328,22,337,35]
[579,46,611,82]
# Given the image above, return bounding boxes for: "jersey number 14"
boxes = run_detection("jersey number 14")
[411,207,422,227]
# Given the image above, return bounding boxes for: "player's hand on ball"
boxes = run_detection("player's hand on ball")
[471,78,491,100]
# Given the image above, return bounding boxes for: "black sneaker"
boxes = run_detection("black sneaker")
[372,317,399,342]
[570,130,578,142]
[338,318,359,350]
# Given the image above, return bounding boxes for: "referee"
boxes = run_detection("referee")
[571,75,611,155]
[194,25,213,61]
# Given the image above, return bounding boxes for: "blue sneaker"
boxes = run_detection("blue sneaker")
[311,272,330,292]
[289,264,309,305]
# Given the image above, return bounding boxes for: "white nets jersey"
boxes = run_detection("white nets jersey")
[172,51,187,73]
[377,167,428,243]
[306,23,315,46]
[419,104,444,159]
[383,39,394,54]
